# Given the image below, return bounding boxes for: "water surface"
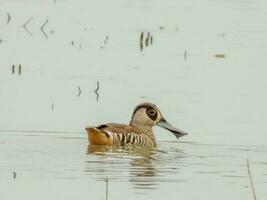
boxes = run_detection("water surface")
[0,132,266,199]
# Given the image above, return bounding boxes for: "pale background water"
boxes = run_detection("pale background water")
[0,0,267,199]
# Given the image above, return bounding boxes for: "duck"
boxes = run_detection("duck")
[85,102,188,147]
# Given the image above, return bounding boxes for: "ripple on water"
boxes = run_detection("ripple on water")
[84,143,188,191]
[1,133,266,197]
[83,141,267,194]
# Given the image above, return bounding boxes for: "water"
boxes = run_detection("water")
[1,133,266,199]
[0,0,267,199]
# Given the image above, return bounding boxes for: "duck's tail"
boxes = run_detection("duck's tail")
[85,126,113,146]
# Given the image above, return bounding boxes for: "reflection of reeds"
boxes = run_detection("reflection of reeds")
[41,19,49,39]
[18,64,21,75]
[105,178,109,200]
[184,50,187,61]
[139,31,153,51]
[145,32,150,47]
[104,35,109,45]
[13,171,16,179]
[140,32,144,43]
[246,159,257,200]
[77,86,82,97]
[140,32,144,51]
[22,17,34,36]
[12,65,15,74]
[11,65,22,75]
[7,13,11,25]
[94,81,100,101]
[140,42,143,51]
[215,54,225,58]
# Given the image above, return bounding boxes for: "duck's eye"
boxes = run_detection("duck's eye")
[146,108,158,120]
[147,109,156,116]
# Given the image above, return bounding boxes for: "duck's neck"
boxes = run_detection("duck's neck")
[130,122,156,139]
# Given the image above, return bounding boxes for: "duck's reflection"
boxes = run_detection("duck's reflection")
[85,144,186,192]
[87,145,115,154]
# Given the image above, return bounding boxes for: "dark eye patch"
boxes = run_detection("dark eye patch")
[146,108,158,120]
[131,104,158,122]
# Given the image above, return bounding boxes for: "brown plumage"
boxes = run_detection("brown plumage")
[86,102,188,147]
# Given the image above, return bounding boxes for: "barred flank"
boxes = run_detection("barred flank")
[112,133,154,147]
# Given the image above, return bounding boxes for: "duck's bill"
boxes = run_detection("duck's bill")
[157,119,188,139]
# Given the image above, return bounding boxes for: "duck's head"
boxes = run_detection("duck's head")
[130,102,188,139]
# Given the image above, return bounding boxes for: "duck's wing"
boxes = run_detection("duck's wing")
[86,123,148,146]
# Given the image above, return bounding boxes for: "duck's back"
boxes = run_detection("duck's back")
[86,123,155,147]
